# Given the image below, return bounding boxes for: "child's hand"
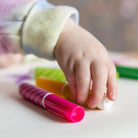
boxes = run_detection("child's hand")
[0,54,23,68]
[55,19,117,109]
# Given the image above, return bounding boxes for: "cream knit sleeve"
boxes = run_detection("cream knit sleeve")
[22,0,79,60]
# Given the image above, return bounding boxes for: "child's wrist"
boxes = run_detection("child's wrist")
[55,18,75,57]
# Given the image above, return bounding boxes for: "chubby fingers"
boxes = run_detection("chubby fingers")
[64,69,77,101]
[107,62,118,101]
[75,60,91,105]
[64,58,117,109]
[88,60,108,109]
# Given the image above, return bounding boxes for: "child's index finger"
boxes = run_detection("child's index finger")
[88,61,108,108]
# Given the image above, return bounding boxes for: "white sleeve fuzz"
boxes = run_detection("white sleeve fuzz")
[22,0,79,60]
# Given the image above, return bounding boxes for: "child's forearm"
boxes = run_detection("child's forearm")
[0,0,36,18]
[0,0,38,54]
[0,0,79,60]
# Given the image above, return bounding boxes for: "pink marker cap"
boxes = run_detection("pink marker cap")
[45,94,85,122]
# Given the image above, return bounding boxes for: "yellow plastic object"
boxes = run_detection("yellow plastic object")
[36,77,116,110]
[36,77,73,101]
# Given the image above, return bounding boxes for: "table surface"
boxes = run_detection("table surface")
[0,54,138,138]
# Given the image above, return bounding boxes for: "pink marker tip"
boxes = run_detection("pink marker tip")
[70,106,85,122]
[45,94,85,122]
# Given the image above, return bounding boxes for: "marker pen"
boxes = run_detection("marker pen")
[36,77,113,110]
[19,82,85,122]
[34,67,66,82]
[116,65,138,79]
[36,77,72,101]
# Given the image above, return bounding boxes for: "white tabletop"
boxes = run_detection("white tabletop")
[0,58,138,138]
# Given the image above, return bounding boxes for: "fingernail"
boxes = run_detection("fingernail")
[76,97,85,105]
[88,102,97,109]
[78,102,85,105]
[110,92,116,100]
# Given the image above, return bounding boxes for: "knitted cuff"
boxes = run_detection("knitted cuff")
[22,0,79,60]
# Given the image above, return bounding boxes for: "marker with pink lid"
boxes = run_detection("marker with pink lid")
[19,83,85,122]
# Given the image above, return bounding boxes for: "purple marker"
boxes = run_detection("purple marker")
[19,83,85,122]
